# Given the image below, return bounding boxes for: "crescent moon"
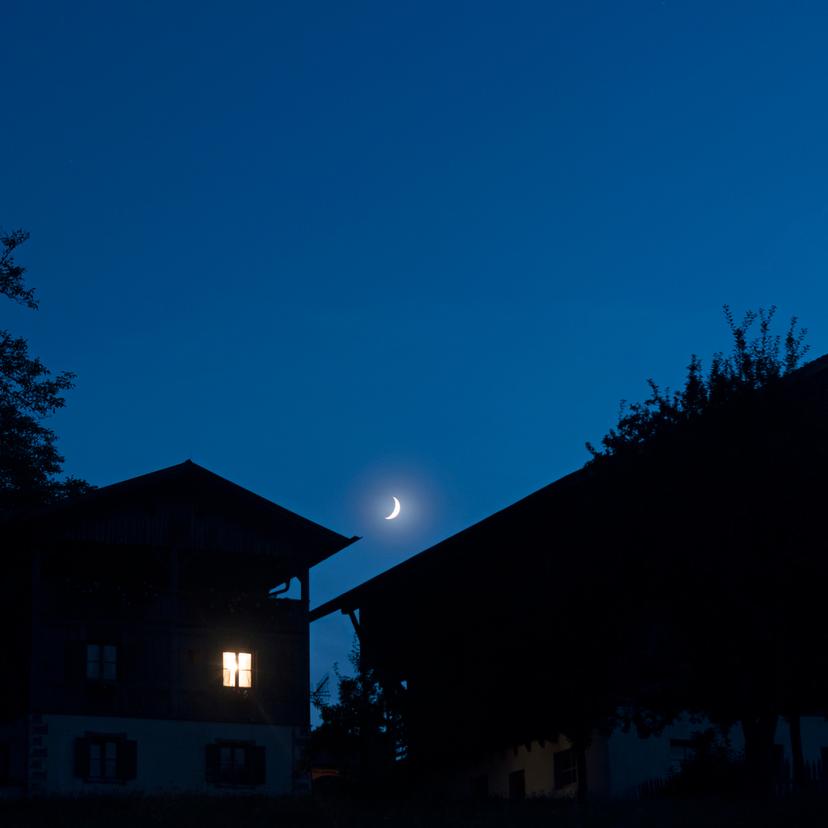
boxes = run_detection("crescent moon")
[385,496,401,520]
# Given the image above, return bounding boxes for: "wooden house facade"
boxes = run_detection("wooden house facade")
[0,461,357,796]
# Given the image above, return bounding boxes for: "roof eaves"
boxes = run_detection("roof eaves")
[309,466,587,621]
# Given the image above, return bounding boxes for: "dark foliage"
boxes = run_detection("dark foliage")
[309,638,406,790]
[586,305,808,461]
[638,729,751,799]
[582,306,824,794]
[0,229,90,513]
[0,229,38,308]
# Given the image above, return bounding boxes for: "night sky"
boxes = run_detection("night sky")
[5,1,828,695]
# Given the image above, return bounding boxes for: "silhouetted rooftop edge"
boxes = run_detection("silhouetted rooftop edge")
[8,459,360,567]
[310,351,828,621]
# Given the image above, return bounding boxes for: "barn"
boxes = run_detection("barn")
[311,355,828,799]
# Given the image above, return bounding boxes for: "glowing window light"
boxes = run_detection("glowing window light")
[223,652,236,687]
[222,651,252,688]
[238,652,252,688]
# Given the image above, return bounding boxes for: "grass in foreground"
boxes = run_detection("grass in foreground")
[4,793,828,828]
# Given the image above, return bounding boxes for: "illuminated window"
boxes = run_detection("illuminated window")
[222,652,252,687]
[86,644,117,681]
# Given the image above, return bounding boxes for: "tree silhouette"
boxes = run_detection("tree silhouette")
[309,638,406,790]
[586,306,819,794]
[586,305,808,462]
[0,229,89,513]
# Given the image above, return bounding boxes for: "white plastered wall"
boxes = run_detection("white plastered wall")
[41,714,306,795]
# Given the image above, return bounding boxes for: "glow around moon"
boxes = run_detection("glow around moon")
[385,496,401,520]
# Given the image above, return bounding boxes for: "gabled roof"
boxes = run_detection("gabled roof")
[14,460,359,571]
[310,352,828,621]
[308,466,587,621]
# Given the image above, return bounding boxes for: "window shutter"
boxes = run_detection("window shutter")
[119,740,137,781]
[119,644,130,682]
[205,744,220,784]
[73,737,89,779]
[0,742,9,783]
[248,745,266,786]
[65,642,83,683]
[123,642,144,684]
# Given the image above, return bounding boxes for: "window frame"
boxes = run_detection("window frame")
[508,768,525,800]
[74,733,136,784]
[554,747,578,790]
[221,650,254,689]
[205,740,266,787]
[86,643,118,683]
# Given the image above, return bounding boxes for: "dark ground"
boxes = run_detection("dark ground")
[3,794,828,828]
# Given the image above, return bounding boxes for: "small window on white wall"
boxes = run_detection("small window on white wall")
[74,735,137,783]
[89,741,117,780]
[222,652,252,687]
[205,741,266,786]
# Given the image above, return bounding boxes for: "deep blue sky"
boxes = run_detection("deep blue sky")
[4,1,828,692]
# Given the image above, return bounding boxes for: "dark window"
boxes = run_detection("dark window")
[772,743,785,780]
[554,748,578,789]
[86,644,117,681]
[508,769,525,800]
[220,746,246,782]
[74,735,136,783]
[470,773,488,799]
[205,741,266,786]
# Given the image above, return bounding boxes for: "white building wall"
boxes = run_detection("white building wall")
[459,738,563,798]
[423,715,828,801]
[41,714,305,796]
[437,734,608,799]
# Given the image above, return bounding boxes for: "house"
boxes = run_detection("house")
[0,460,357,796]
[311,355,828,799]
